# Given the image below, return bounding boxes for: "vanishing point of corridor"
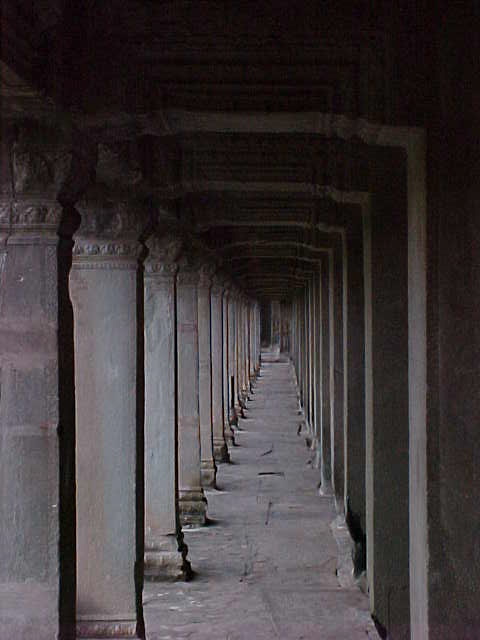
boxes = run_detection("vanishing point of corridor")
[143,353,378,639]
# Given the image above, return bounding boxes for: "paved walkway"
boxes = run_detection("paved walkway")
[143,353,378,639]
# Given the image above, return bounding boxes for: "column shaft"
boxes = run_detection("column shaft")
[212,282,229,462]
[198,269,216,488]
[71,202,141,638]
[143,238,190,580]
[0,202,62,638]
[176,265,207,526]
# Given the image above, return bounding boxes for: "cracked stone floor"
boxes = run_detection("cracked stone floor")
[143,353,379,640]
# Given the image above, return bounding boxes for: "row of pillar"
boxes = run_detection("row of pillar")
[0,173,261,637]
[287,211,411,638]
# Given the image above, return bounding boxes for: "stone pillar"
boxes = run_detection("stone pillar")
[0,123,70,639]
[253,302,259,373]
[320,255,333,495]
[248,303,255,384]
[313,269,322,461]
[302,288,308,418]
[307,277,315,439]
[239,297,248,401]
[344,218,366,575]
[227,290,238,425]
[271,299,281,352]
[331,235,346,511]
[222,285,234,446]
[365,157,409,636]
[235,295,243,408]
[211,276,229,462]
[197,265,217,488]
[143,234,190,580]
[176,260,207,526]
[71,197,142,638]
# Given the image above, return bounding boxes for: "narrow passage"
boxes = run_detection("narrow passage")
[143,354,378,639]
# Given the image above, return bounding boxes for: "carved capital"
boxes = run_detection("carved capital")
[145,261,179,278]
[144,233,182,275]
[176,252,203,286]
[0,198,62,244]
[210,271,226,297]
[96,142,143,191]
[12,123,72,198]
[222,279,234,297]
[198,263,215,288]
[73,193,146,265]
[211,284,224,297]
[0,121,75,241]
[176,269,200,286]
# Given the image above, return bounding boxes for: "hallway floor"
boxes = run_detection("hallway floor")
[143,354,378,639]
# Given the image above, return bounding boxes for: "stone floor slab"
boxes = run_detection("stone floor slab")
[144,354,378,639]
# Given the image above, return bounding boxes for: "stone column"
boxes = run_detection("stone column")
[176,259,207,526]
[331,235,346,511]
[238,296,247,403]
[143,234,190,580]
[271,299,281,353]
[223,285,235,445]
[71,197,143,638]
[211,276,229,462]
[255,302,261,372]
[313,265,323,458]
[344,217,366,576]
[302,288,308,416]
[234,294,242,412]
[227,289,238,426]
[248,303,255,385]
[198,265,217,488]
[320,255,333,495]
[0,122,70,639]
[365,161,409,635]
[307,277,314,439]
[245,301,251,392]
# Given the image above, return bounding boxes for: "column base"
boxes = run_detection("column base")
[76,617,139,639]
[179,489,207,527]
[144,533,192,581]
[201,460,217,488]
[234,402,245,419]
[239,390,248,407]
[213,439,230,463]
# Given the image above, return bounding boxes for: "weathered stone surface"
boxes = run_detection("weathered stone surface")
[143,234,191,580]
[198,263,217,488]
[211,277,229,463]
[0,123,73,639]
[176,260,207,526]
[70,202,141,637]
[143,355,379,639]
[365,155,410,639]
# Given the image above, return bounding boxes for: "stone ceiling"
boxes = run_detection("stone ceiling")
[1,1,426,300]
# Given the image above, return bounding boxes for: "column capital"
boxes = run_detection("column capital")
[198,263,215,289]
[144,233,182,279]
[221,277,234,298]
[176,255,201,286]
[230,286,242,301]
[0,120,73,245]
[211,273,225,298]
[73,191,147,268]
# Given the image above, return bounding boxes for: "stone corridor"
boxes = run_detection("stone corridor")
[143,353,378,639]
[3,5,480,639]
